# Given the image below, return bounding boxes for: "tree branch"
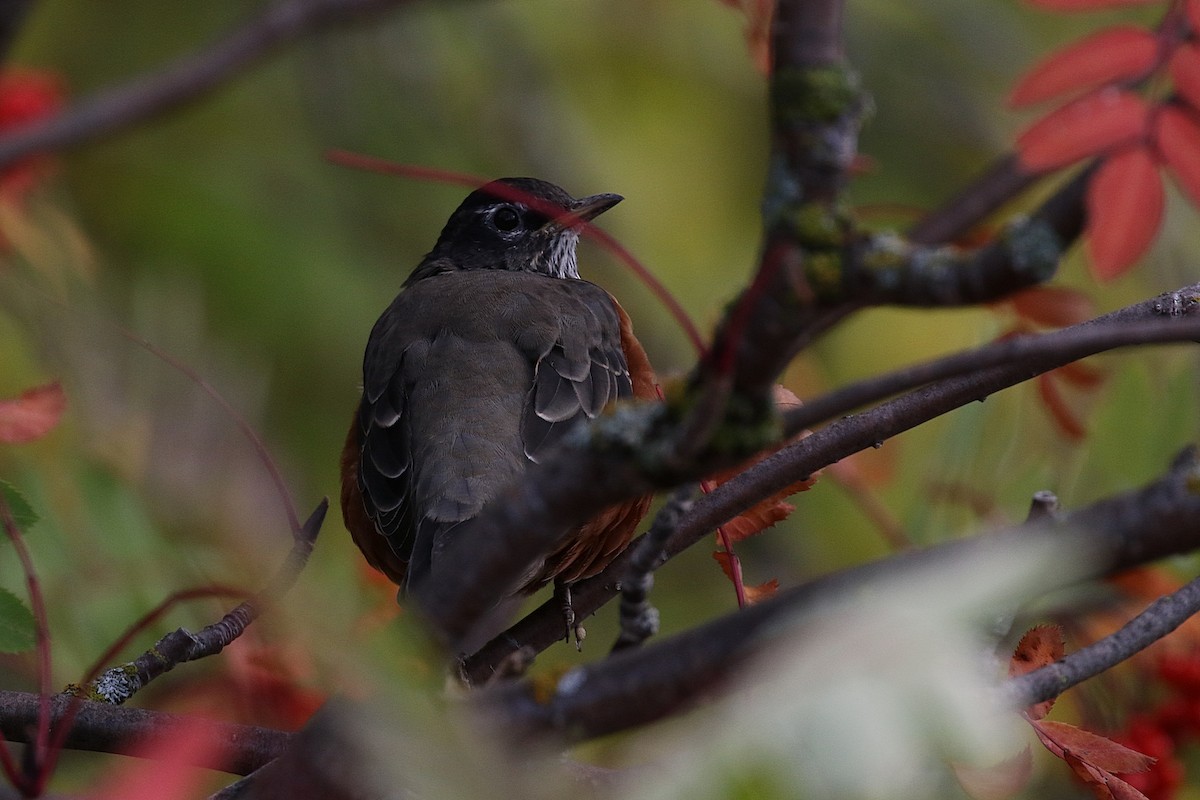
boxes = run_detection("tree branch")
[459,283,1200,682]
[1005,564,1200,711]
[0,0,411,170]
[0,691,289,776]
[477,448,1200,741]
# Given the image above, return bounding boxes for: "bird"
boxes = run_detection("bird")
[339,177,655,645]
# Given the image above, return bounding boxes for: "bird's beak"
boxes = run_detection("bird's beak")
[547,192,623,230]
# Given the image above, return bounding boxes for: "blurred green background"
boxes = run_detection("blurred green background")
[0,0,1197,791]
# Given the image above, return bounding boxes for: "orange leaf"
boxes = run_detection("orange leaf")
[1009,26,1157,108]
[1084,146,1163,281]
[1037,374,1088,441]
[1010,624,1064,719]
[1008,286,1095,328]
[1017,89,1149,172]
[1026,0,1163,9]
[1155,104,1200,206]
[1010,625,1065,676]
[953,747,1034,800]
[743,578,779,604]
[713,552,777,604]
[722,499,796,542]
[0,381,65,443]
[1053,359,1106,389]
[1169,43,1200,112]
[1033,719,1156,774]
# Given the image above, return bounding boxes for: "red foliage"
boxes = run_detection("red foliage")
[1016,89,1149,172]
[1084,146,1163,281]
[1168,44,1200,112]
[1009,26,1158,108]
[89,722,229,800]
[1011,624,1065,720]
[718,0,773,73]
[1155,105,1200,205]
[0,70,63,198]
[712,551,777,604]
[1006,286,1095,328]
[0,382,65,444]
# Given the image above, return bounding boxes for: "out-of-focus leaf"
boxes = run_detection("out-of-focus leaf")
[953,746,1033,800]
[1037,374,1088,441]
[0,587,35,653]
[89,721,230,800]
[0,480,38,531]
[1017,90,1148,172]
[0,381,65,444]
[1084,146,1162,281]
[1169,43,1200,112]
[1009,26,1157,108]
[1008,286,1094,328]
[1156,105,1200,206]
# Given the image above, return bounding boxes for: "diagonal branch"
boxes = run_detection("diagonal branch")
[1005,555,1200,711]
[0,0,412,170]
[460,284,1200,682]
[477,448,1200,741]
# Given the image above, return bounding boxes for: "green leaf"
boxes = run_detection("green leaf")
[0,480,38,531]
[0,587,35,653]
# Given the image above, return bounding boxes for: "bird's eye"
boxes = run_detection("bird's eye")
[489,205,524,233]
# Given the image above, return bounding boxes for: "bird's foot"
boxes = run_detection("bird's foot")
[554,580,586,651]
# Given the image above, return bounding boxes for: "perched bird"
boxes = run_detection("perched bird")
[340,178,655,639]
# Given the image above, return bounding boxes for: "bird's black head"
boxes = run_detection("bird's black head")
[408,177,622,284]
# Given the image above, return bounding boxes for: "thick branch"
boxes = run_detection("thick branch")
[460,284,1200,682]
[478,449,1200,741]
[0,691,289,776]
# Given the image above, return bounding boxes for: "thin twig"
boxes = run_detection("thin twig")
[1005,556,1200,709]
[611,486,696,653]
[76,499,326,705]
[0,489,51,794]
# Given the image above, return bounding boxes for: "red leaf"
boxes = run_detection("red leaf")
[90,721,229,800]
[953,747,1034,800]
[1155,105,1200,206]
[1017,89,1149,172]
[1009,26,1157,108]
[1189,0,1200,38]
[1084,146,1163,281]
[1038,374,1088,440]
[1034,719,1156,774]
[1010,624,1064,719]
[1169,43,1200,112]
[1026,0,1163,9]
[0,381,65,443]
[1008,286,1095,328]
[722,499,796,542]
[0,71,63,197]
[1054,359,1106,389]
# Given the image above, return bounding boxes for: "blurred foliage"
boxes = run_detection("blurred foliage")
[0,0,1196,795]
